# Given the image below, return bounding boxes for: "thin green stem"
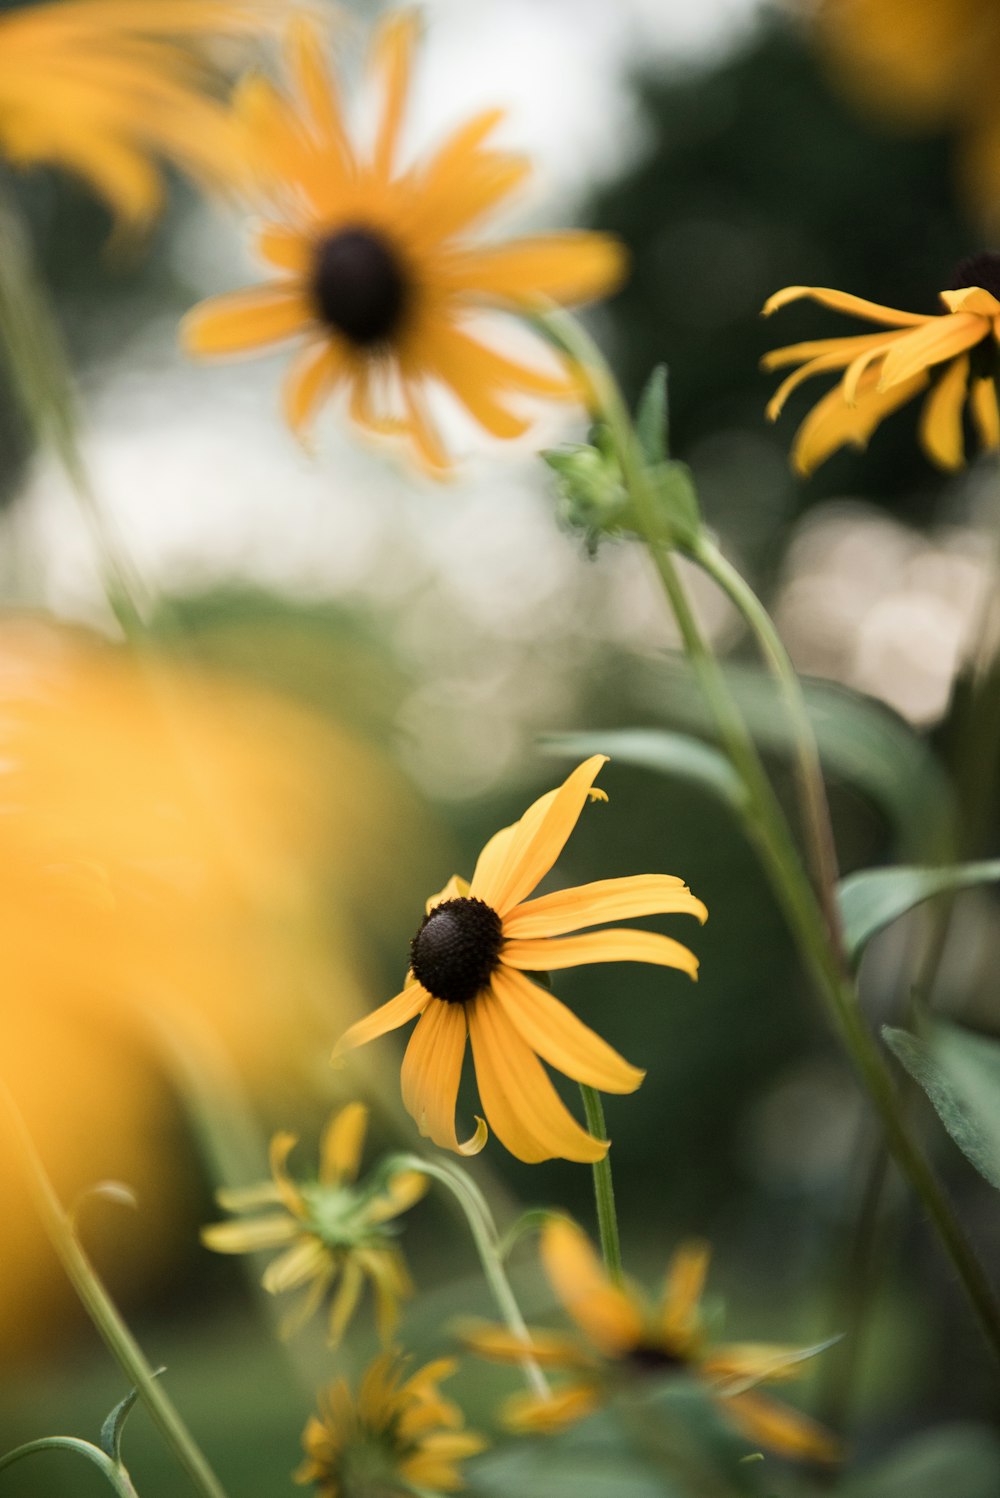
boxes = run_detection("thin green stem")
[384,1153,550,1401]
[0,1082,230,1498]
[0,1439,139,1498]
[578,1085,624,1285]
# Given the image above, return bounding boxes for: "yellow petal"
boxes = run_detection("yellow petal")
[471,756,609,916]
[467,997,607,1163]
[333,981,428,1058]
[878,312,985,390]
[502,927,699,980]
[461,1319,589,1367]
[503,1381,603,1433]
[213,1181,282,1212]
[254,222,311,274]
[425,874,470,915]
[286,14,352,164]
[371,8,421,180]
[703,1341,822,1388]
[491,965,644,1094]
[269,1131,303,1215]
[403,382,451,476]
[761,330,898,372]
[722,1389,841,1464]
[659,1239,710,1344]
[262,1235,327,1294]
[200,1214,299,1254]
[326,1255,365,1344]
[282,340,346,439]
[400,997,486,1156]
[540,1217,643,1352]
[440,233,628,309]
[762,285,926,327]
[368,1169,428,1223]
[319,1101,369,1186]
[181,284,312,357]
[970,375,1000,450]
[940,286,1000,316]
[918,353,969,470]
[790,368,928,476]
[503,874,705,939]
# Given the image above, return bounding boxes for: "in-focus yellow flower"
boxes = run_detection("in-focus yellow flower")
[297,1351,485,1497]
[334,756,706,1165]
[203,1103,426,1342]
[466,1217,839,1464]
[0,0,269,230]
[762,258,1000,474]
[181,11,627,474]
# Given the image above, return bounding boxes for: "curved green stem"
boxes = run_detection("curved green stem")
[0,1438,138,1498]
[0,1082,230,1498]
[385,1153,550,1401]
[578,1086,623,1285]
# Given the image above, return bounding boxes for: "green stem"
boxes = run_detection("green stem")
[384,1153,550,1401]
[539,309,1000,1365]
[0,1082,231,1498]
[0,1439,139,1498]
[578,1085,623,1285]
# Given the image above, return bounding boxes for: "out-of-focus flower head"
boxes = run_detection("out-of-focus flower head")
[297,1351,486,1497]
[0,0,277,232]
[203,1102,427,1343]
[334,755,707,1164]
[762,260,1000,473]
[465,1216,840,1463]
[812,0,1000,226]
[182,10,628,474]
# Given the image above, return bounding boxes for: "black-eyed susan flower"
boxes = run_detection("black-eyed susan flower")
[181,11,627,474]
[334,756,706,1165]
[465,1217,839,1463]
[202,1102,426,1342]
[296,1351,485,1497]
[762,256,1000,474]
[0,0,267,231]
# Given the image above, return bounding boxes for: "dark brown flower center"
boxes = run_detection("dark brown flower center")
[948,250,1000,299]
[409,897,503,1006]
[311,227,408,347]
[625,1341,687,1375]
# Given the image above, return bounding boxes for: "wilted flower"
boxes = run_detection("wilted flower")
[182,10,626,473]
[466,1217,839,1463]
[335,756,706,1164]
[203,1103,426,1341]
[297,1352,485,1497]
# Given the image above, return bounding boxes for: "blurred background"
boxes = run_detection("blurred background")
[1,0,999,1494]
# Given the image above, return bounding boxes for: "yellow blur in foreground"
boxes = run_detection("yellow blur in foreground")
[0,618,414,1350]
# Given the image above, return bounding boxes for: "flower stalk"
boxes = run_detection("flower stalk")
[578,1085,624,1285]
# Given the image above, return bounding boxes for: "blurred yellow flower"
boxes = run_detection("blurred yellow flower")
[814,0,1000,225]
[466,1217,839,1464]
[203,1102,427,1342]
[181,11,627,474]
[762,262,1000,473]
[335,755,706,1165]
[0,0,267,230]
[297,1351,485,1497]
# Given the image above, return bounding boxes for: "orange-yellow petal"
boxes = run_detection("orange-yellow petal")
[467,998,607,1163]
[918,353,969,470]
[491,965,644,1094]
[791,367,928,475]
[761,329,899,372]
[503,1381,602,1433]
[878,312,985,390]
[461,1320,589,1367]
[400,997,485,1156]
[503,874,706,939]
[181,284,312,357]
[440,233,627,309]
[200,1213,299,1253]
[319,1101,368,1186]
[939,286,1000,316]
[286,14,352,165]
[503,927,699,980]
[659,1240,710,1345]
[282,340,346,438]
[371,8,421,180]
[333,981,428,1057]
[971,374,1000,449]
[540,1217,643,1353]
[762,285,927,327]
[722,1389,841,1464]
[255,221,312,275]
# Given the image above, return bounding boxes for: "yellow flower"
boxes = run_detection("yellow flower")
[0,0,267,231]
[762,260,1000,474]
[465,1217,840,1465]
[202,1102,427,1342]
[297,1351,486,1497]
[181,11,627,474]
[334,756,706,1165]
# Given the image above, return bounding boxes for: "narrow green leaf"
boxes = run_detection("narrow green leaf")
[101,1371,164,1465]
[883,1021,1000,1192]
[839,860,1000,964]
[636,364,669,464]
[545,729,746,813]
[0,1437,138,1498]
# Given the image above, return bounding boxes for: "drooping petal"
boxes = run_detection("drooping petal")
[472,756,608,915]
[333,981,428,1058]
[970,374,1000,450]
[181,284,313,357]
[761,329,899,372]
[503,927,699,979]
[791,368,928,476]
[503,1382,603,1433]
[766,348,875,422]
[491,965,644,1094]
[368,1169,428,1224]
[400,998,485,1155]
[269,1131,304,1215]
[255,221,311,274]
[659,1240,710,1347]
[918,353,970,470]
[762,285,927,327]
[214,1180,283,1212]
[403,381,451,475]
[282,340,346,439]
[370,8,420,180]
[262,1235,328,1294]
[200,1214,299,1254]
[326,1254,365,1344]
[422,322,578,401]
[286,14,352,167]
[461,1320,590,1367]
[939,286,1000,316]
[703,1342,822,1389]
[440,233,628,309]
[539,1217,643,1353]
[722,1389,841,1464]
[319,1101,369,1186]
[503,873,706,939]
[878,312,985,390]
[467,997,607,1163]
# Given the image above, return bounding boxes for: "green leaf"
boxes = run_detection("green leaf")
[839,860,1000,964]
[101,1371,163,1465]
[545,729,746,814]
[0,1438,138,1498]
[636,364,669,464]
[840,1423,1000,1498]
[883,1021,1000,1192]
[647,460,702,548]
